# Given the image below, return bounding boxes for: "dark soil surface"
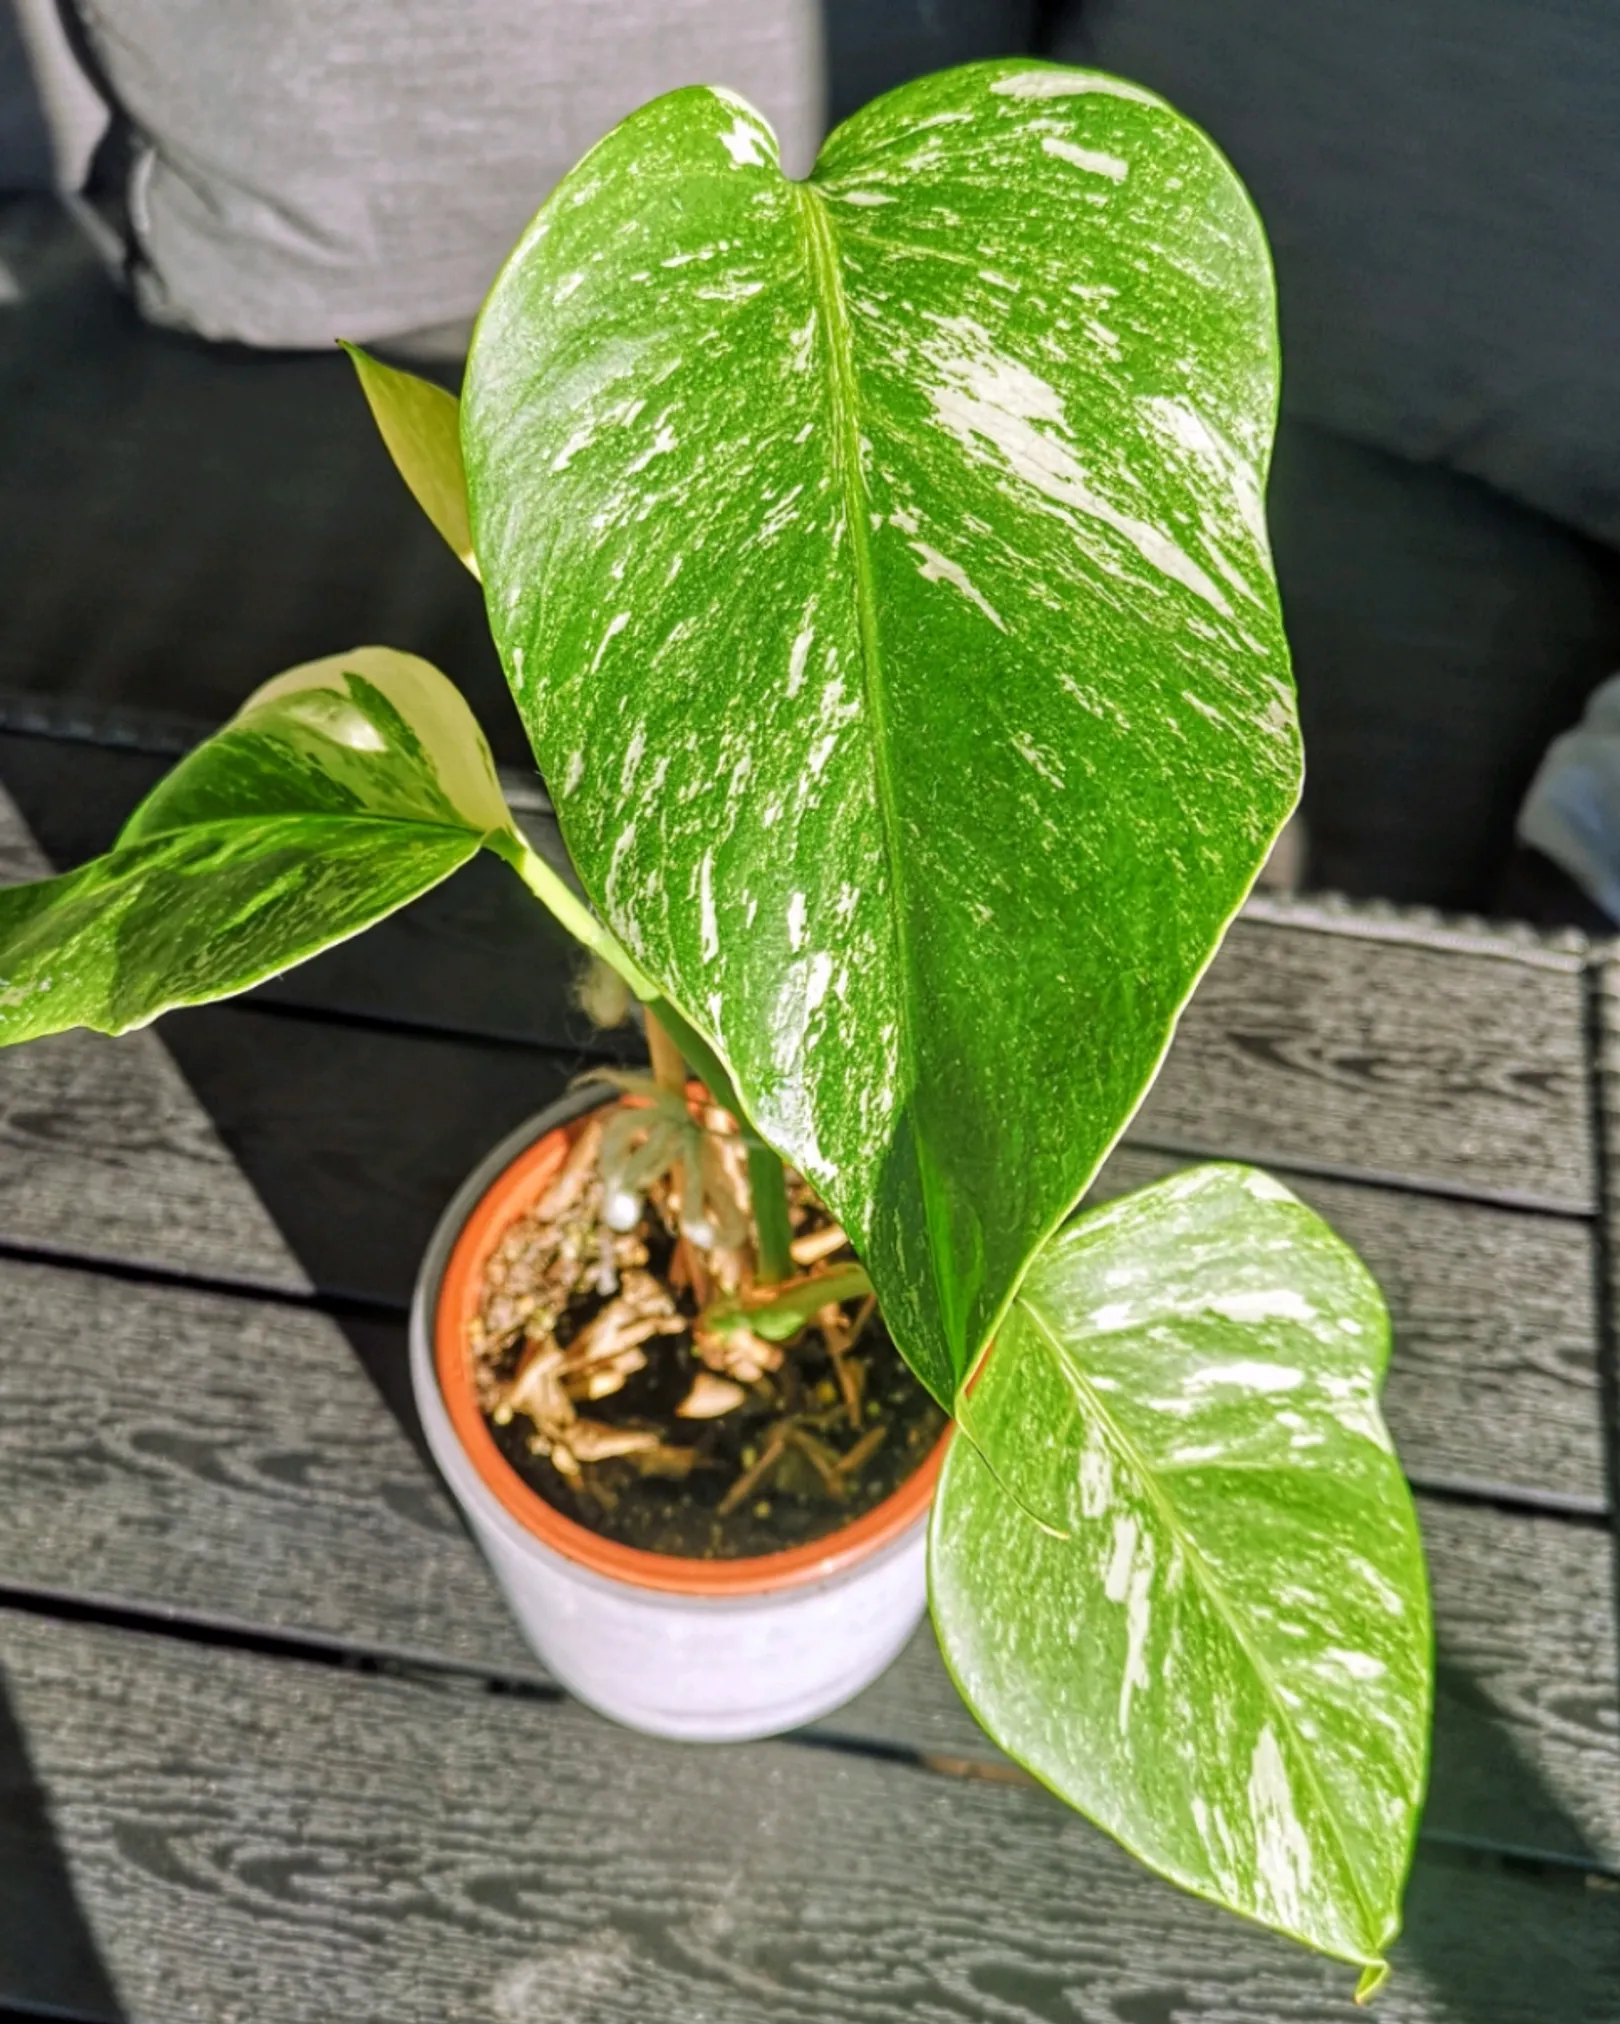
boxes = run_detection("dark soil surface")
[471,1102,946,1561]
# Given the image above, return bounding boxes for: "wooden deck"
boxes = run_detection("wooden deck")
[0,712,1615,2022]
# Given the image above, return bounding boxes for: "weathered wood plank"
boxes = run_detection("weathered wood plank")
[1136,903,1594,1214]
[0,735,1594,1209]
[0,1170,1597,1659]
[149,996,1613,1483]
[13,998,1592,1506]
[0,1027,308,1295]
[1423,1503,1619,1865]
[1098,1148,1607,1511]
[2,1610,1615,2024]
[0,1256,1612,1863]
[0,1259,533,1677]
[1588,951,1620,1473]
[156,1005,587,1307]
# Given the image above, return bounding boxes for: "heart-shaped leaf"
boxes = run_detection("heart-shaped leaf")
[463,61,1299,1407]
[343,345,479,576]
[929,1164,1431,1984]
[0,648,520,1040]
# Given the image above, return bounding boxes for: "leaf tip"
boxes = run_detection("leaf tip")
[1354,1960,1390,2004]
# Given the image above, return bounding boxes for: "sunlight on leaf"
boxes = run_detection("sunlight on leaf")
[464,62,1299,1411]
[0,648,517,1040]
[343,343,480,577]
[930,1164,1431,1981]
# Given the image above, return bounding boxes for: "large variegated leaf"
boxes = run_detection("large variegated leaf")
[463,61,1299,1407]
[0,648,521,1040]
[930,1164,1432,1987]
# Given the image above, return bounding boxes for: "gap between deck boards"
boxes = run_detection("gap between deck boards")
[0,1578,1613,1890]
[181,989,1620,1227]
[0,723,1613,1916]
[0,1221,1599,1520]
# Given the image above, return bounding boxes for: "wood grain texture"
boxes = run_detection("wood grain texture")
[1589,951,1620,1466]
[1135,912,1594,1214]
[0,1257,534,1676]
[0,783,307,1293]
[142,994,1616,1447]
[1420,1502,1619,1865]
[0,1026,310,1295]
[0,734,1594,1210]
[0,736,1612,2002]
[0,1254,1612,1864]
[155,1005,588,1307]
[1096,1148,1607,1510]
[2,1609,1616,2024]
[8,994,1591,1497]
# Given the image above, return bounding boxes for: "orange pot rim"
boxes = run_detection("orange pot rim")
[433,1104,948,1599]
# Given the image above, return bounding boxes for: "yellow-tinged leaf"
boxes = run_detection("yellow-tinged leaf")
[343,343,480,576]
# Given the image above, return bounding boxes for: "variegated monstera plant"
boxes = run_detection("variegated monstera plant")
[0,65,1430,1991]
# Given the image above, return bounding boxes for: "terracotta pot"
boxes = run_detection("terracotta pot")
[409,1084,948,1741]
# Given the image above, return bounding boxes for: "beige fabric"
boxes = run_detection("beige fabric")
[75,0,824,351]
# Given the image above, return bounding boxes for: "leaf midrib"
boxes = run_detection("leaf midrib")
[1014,1288,1382,1956]
[121,809,488,848]
[794,183,946,1373]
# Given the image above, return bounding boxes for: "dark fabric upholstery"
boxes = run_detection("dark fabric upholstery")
[822,0,1038,123]
[7,3,1620,914]
[1054,0,1620,909]
[0,5,53,190]
[1267,424,1620,907]
[1056,0,1620,552]
[0,196,524,760]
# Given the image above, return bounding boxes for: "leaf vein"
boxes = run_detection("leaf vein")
[1015,1289,1382,1954]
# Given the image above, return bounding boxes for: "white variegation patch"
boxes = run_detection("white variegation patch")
[931,1162,1430,1979]
[463,58,1299,1413]
[240,647,512,837]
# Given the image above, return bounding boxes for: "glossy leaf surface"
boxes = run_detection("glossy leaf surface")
[0,648,516,1041]
[464,61,1299,1407]
[343,344,479,575]
[930,1164,1431,1980]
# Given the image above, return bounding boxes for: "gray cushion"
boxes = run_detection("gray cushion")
[73,0,821,351]
[1055,0,1620,551]
[9,0,109,190]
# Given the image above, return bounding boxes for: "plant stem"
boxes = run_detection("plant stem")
[489,829,658,1001]
[492,824,796,1282]
[747,1139,794,1286]
[644,1006,695,1236]
[644,1007,688,1096]
[655,1004,794,1283]
[701,1260,871,1342]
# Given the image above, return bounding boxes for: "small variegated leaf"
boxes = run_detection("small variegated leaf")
[343,344,479,576]
[0,648,519,1040]
[930,1164,1431,1980]
[463,62,1299,1412]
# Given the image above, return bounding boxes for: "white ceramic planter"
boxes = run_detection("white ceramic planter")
[410,1089,943,1742]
